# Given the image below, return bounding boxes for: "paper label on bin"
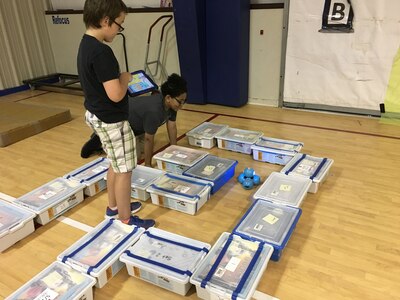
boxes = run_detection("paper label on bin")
[39,190,57,200]
[176,153,187,159]
[33,288,59,300]
[202,165,216,176]
[225,257,241,272]
[280,184,292,192]
[92,166,107,173]
[214,267,226,278]
[174,185,190,193]
[204,128,212,133]
[254,223,264,231]
[263,214,279,225]
[162,153,173,158]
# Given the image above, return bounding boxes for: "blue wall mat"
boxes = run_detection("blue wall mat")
[173,0,207,104]
[206,0,250,107]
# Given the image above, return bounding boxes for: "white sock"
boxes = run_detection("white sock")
[109,206,118,211]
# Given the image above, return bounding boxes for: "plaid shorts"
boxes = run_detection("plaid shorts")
[85,111,136,173]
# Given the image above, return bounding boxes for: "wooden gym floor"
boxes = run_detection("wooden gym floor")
[0,90,399,300]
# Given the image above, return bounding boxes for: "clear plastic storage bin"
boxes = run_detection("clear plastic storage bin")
[120,227,210,295]
[13,178,85,225]
[146,173,213,215]
[215,128,263,154]
[233,199,302,261]
[186,122,229,149]
[280,153,334,193]
[153,145,208,174]
[64,157,109,197]
[253,172,312,208]
[190,232,274,300]
[0,200,36,252]
[57,219,145,288]
[6,261,96,300]
[130,165,165,201]
[251,137,303,165]
[183,155,238,194]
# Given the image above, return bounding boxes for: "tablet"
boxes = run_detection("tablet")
[127,70,158,97]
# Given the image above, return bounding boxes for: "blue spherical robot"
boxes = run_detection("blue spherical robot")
[243,167,255,178]
[242,178,254,190]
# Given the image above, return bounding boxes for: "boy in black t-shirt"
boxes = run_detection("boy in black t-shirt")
[81,74,188,167]
[78,0,154,228]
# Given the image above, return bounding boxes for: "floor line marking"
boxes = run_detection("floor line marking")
[182,108,400,140]
[253,290,279,300]
[57,216,94,233]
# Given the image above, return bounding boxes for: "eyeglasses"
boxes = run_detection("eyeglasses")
[113,20,125,32]
[174,97,186,106]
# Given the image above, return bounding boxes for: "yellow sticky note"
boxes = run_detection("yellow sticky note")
[263,214,279,225]
[279,184,292,192]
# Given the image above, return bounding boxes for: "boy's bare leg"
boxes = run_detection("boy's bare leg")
[107,168,132,220]
[106,167,117,208]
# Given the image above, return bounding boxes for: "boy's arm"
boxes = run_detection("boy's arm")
[166,120,177,145]
[103,72,132,102]
[144,133,155,167]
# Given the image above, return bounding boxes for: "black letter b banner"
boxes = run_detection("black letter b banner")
[320,0,354,33]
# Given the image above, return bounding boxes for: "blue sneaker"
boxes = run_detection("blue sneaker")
[105,202,142,218]
[126,215,155,229]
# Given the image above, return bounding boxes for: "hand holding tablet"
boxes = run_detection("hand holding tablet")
[127,70,158,97]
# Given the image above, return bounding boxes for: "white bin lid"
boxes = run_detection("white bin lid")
[190,233,273,300]
[6,261,96,300]
[64,157,109,186]
[215,128,263,144]
[131,165,165,189]
[233,200,301,246]
[58,219,145,277]
[14,178,85,213]
[153,145,208,166]
[120,227,210,283]
[280,153,334,183]
[186,122,228,140]
[253,172,311,207]
[184,155,238,181]
[251,137,303,154]
[147,173,213,201]
[0,200,35,237]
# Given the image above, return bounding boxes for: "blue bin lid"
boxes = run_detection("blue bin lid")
[184,155,237,181]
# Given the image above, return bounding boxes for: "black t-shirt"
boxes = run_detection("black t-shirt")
[77,34,128,123]
[128,94,177,135]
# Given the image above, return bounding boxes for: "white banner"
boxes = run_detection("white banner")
[284,0,400,111]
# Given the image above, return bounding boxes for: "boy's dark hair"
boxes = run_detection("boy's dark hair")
[83,0,128,29]
[161,73,188,98]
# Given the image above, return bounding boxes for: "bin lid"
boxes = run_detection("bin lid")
[14,178,85,213]
[215,128,262,144]
[64,157,109,186]
[153,145,208,166]
[184,155,238,181]
[253,172,311,207]
[147,173,212,201]
[190,233,273,300]
[0,200,35,237]
[281,153,334,182]
[120,227,210,282]
[233,200,301,246]
[5,261,96,300]
[252,137,303,154]
[131,165,165,189]
[186,122,228,140]
[58,219,144,276]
